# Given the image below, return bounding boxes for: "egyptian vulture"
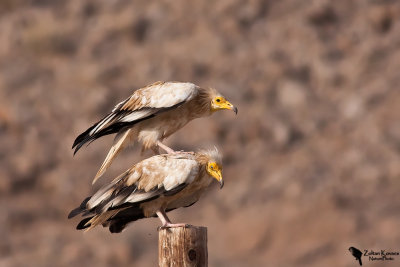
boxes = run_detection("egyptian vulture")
[72,81,236,184]
[68,149,223,233]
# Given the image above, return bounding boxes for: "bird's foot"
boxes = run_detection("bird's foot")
[158,223,190,230]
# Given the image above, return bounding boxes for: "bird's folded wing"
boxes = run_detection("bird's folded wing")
[87,155,200,213]
[72,81,198,153]
[91,81,198,135]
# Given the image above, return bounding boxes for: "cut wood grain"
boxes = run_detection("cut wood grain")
[158,225,207,267]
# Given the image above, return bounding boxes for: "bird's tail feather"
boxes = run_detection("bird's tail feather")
[359,258,362,266]
[92,129,132,184]
[84,209,123,232]
[75,206,145,233]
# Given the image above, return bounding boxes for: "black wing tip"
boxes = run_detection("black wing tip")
[72,137,90,154]
[72,137,80,150]
[68,208,81,219]
[73,143,84,155]
[71,123,98,153]
[72,132,86,149]
[76,217,92,230]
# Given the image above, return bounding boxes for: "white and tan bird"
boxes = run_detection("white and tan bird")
[72,81,236,184]
[68,149,223,233]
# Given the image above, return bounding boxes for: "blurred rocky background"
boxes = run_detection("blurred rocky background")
[1,0,400,266]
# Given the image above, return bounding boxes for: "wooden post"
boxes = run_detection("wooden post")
[158,225,207,267]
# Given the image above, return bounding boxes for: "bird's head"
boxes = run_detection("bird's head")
[198,147,224,189]
[207,88,237,114]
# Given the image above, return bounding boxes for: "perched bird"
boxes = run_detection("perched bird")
[68,148,223,233]
[72,81,237,184]
[349,247,363,266]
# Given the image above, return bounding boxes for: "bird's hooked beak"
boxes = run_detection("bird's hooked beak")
[219,177,224,189]
[214,169,224,189]
[231,105,238,115]
[224,101,238,115]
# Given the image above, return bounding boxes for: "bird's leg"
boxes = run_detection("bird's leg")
[156,141,194,155]
[151,146,160,155]
[156,141,175,154]
[156,209,188,229]
[156,209,171,225]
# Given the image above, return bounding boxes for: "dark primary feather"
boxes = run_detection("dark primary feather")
[68,196,91,219]
[77,200,198,233]
[69,184,192,233]
[93,185,139,214]
[72,124,97,153]
[72,102,186,155]
[106,202,198,233]
[72,110,155,155]
[74,202,147,232]
[76,217,92,230]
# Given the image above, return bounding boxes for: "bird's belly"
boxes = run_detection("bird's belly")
[136,114,190,148]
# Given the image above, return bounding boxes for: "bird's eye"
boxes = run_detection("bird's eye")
[210,165,214,169]
[216,98,221,103]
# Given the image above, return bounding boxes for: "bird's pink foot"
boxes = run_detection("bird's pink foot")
[156,209,189,230]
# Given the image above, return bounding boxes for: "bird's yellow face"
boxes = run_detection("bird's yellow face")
[206,162,224,189]
[211,96,238,114]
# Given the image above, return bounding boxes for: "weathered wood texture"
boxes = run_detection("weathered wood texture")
[158,225,207,267]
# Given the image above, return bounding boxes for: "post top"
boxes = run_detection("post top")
[157,224,207,231]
